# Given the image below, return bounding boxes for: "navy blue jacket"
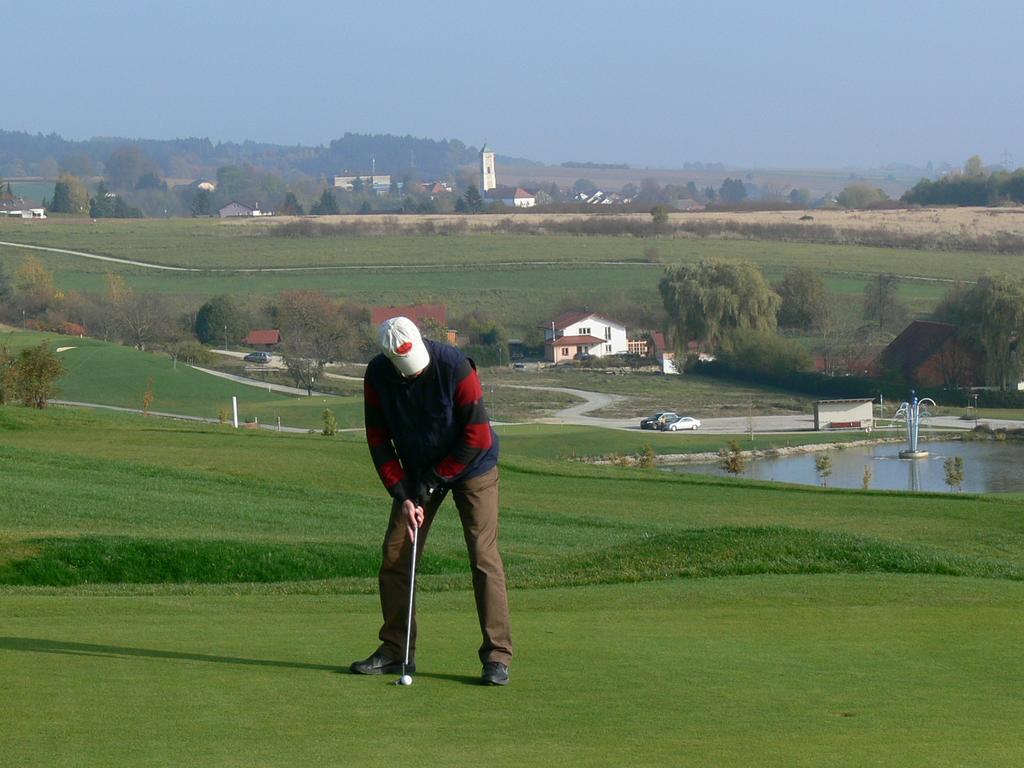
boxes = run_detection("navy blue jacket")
[364,339,498,502]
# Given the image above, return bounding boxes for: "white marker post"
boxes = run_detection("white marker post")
[232,396,239,429]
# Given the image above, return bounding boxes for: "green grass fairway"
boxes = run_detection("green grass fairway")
[3,406,1024,765]
[2,330,360,430]
[3,576,1023,767]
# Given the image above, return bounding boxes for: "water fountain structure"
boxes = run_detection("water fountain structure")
[894,393,936,459]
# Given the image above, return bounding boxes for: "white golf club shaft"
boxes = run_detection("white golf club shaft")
[403,524,418,672]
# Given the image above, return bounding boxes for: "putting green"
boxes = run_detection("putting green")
[2,575,1022,767]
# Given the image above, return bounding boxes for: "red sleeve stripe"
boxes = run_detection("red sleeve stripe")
[363,380,381,408]
[366,426,390,448]
[436,456,467,479]
[378,459,405,489]
[463,421,492,449]
[454,369,483,405]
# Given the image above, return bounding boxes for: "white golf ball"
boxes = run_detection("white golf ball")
[400,675,413,686]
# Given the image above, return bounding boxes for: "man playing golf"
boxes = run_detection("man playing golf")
[351,316,513,685]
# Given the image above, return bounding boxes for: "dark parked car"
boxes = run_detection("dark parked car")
[243,351,272,364]
[640,412,678,430]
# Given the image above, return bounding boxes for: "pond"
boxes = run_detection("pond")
[667,440,1024,493]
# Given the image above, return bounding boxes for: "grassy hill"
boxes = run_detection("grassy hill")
[3,330,360,430]
[1,405,1023,765]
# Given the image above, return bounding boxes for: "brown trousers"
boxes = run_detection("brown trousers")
[377,466,512,666]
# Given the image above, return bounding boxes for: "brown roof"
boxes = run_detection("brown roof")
[548,310,621,331]
[244,329,281,345]
[548,334,605,346]
[370,303,447,328]
[881,321,957,373]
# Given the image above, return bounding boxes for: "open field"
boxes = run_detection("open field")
[0,216,980,341]
[2,406,1024,765]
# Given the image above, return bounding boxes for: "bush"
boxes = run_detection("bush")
[717,330,812,378]
[10,342,65,408]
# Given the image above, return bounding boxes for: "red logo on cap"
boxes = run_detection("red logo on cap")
[396,341,413,355]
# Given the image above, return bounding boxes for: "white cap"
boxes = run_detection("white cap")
[379,316,430,377]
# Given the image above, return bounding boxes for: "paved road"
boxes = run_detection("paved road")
[520,383,1024,434]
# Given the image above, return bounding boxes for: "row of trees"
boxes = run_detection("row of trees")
[658,261,915,379]
[659,258,1024,393]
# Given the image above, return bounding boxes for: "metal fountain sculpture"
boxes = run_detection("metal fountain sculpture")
[894,392,936,459]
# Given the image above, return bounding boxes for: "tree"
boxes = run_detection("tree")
[463,184,484,213]
[964,155,985,177]
[650,206,669,227]
[135,171,166,191]
[718,440,745,476]
[105,146,155,191]
[718,178,747,203]
[837,183,888,209]
[814,455,833,487]
[191,188,213,216]
[775,267,828,330]
[659,261,780,351]
[281,191,304,216]
[944,456,965,492]
[310,188,339,215]
[718,329,812,377]
[194,295,247,347]
[274,291,362,394]
[13,256,57,318]
[789,188,812,206]
[863,274,908,335]
[108,283,173,350]
[935,275,1024,391]
[11,342,65,408]
[49,173,89,215]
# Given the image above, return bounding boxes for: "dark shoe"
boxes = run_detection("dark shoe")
[350,650,414,676]
[481,661,509,686]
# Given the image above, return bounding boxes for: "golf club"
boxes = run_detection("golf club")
[396,523,418,686]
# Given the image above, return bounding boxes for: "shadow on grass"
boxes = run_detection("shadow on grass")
[0,636,345,673]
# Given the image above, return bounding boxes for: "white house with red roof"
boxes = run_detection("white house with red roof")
[484,185,536,208]
[544,311,627,364]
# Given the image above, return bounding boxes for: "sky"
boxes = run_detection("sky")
[7,0,1023,170]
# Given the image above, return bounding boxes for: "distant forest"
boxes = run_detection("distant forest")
[0,129,536,183]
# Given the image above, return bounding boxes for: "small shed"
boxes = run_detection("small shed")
[243,329,282,350]
[814,399,874,431]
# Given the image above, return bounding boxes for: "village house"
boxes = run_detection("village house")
[879,320,981,390]
[218,201,273,218]
[243,329,282,351]
[544,311,628,364]
[484,185,536,208]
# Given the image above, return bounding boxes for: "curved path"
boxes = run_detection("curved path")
[0,240,660,274]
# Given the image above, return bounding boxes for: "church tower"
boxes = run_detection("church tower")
[480,145,496,192]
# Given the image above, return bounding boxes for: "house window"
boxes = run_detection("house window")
[561,347,569,355]
[606,344,612,353]
[579,327,590,336]
[605,327,612,340]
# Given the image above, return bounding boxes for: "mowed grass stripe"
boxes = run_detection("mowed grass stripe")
[1,527,1021,588]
